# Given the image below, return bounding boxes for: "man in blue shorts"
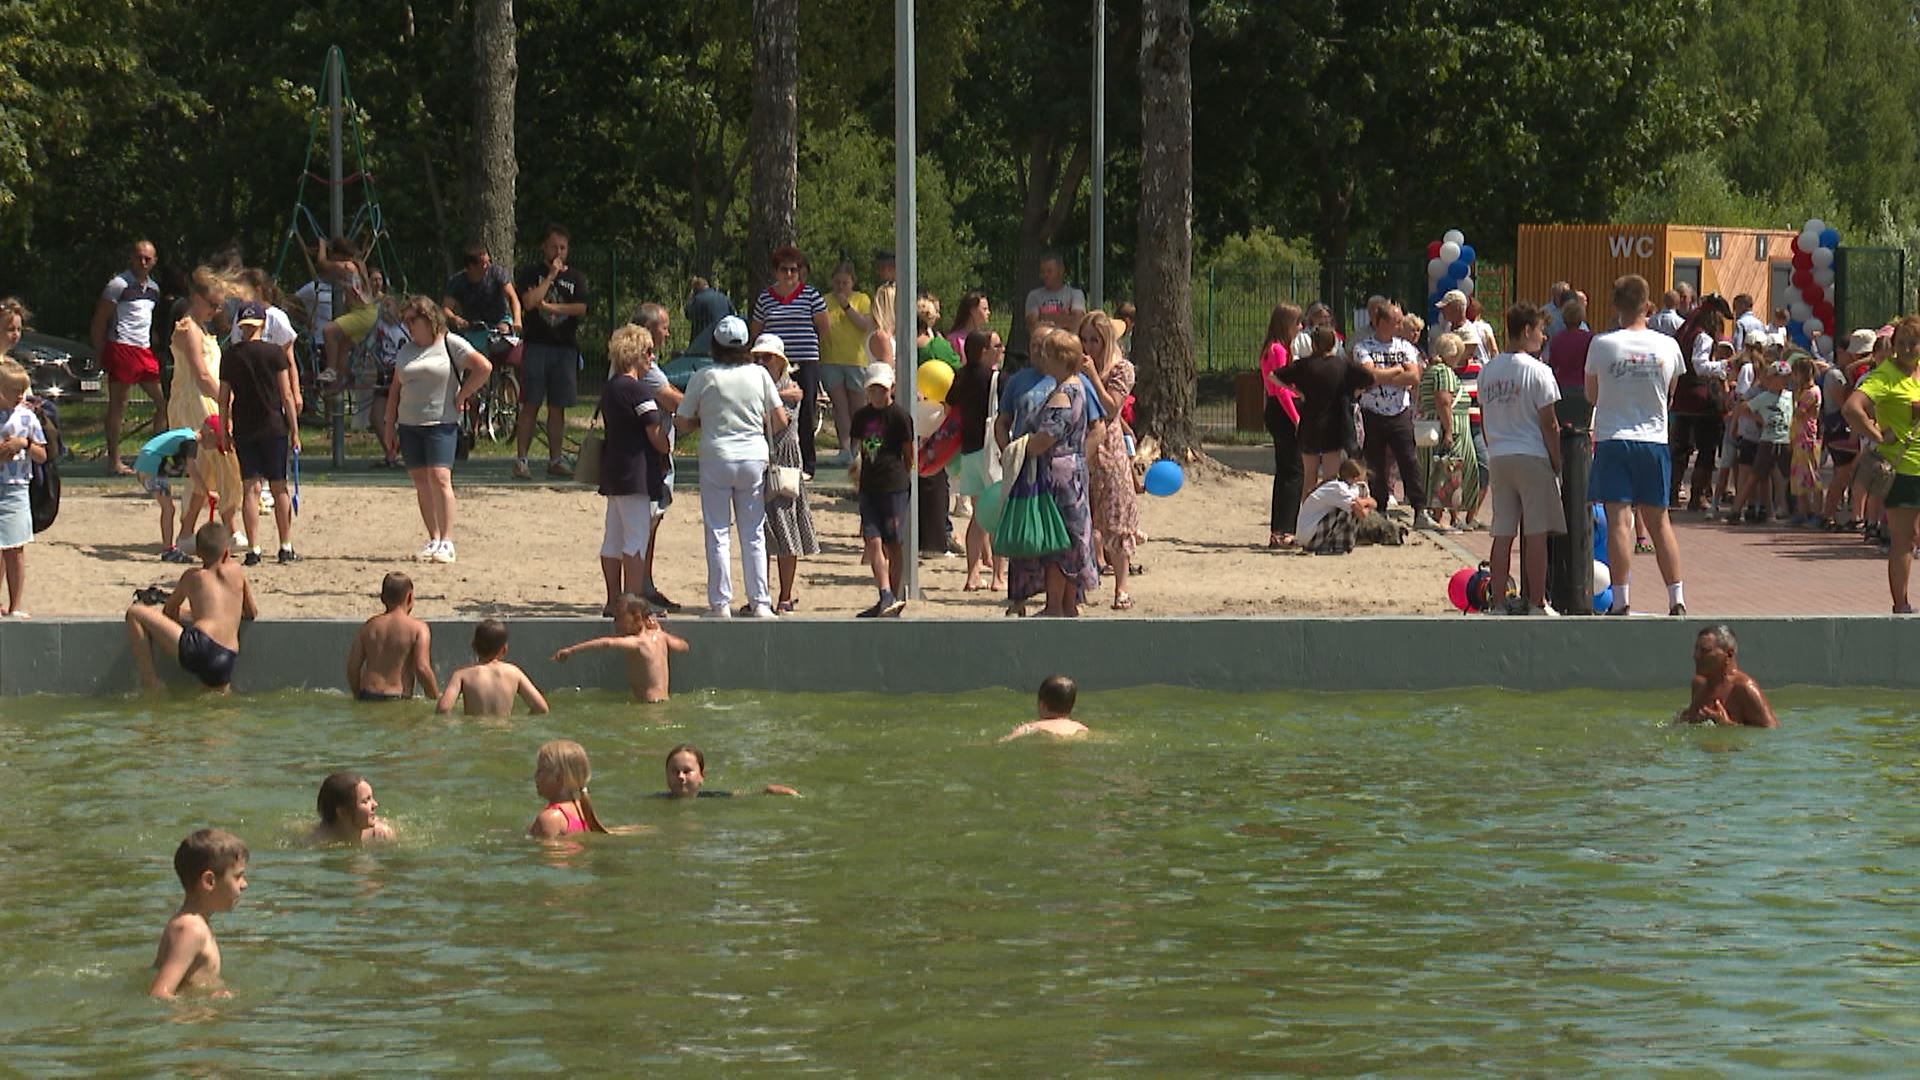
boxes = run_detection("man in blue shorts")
[513,224,590,479]
[1584,273,1688,616]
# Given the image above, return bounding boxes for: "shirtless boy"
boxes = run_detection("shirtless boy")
[436,618,549,716]
[150,828,249,999]
[552,593,689,703]
[125,522,257,692]
[1000,674,1090,741]
[346,572,438,701]
[1678,625,1778,728]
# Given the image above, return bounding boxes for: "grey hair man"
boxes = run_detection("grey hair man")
[1677,625,1777,727]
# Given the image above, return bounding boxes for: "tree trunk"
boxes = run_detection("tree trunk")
[470,0,518,261]
[1008,132,1090,357]
[748,0,799,299]
[1134,0,1199,461]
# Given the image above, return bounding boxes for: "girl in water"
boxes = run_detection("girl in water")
[308,771,395,844]
[660,744,799,798]
[529,740,610,837]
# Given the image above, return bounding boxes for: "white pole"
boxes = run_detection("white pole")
[895,0,920,597]
[1091,0,1105,310]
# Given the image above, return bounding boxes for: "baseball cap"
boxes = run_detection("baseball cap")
[1847,328,1877,355]
[237,301,267,326]
[750,333,787,359]
[1440,289,1467,308]
[864,362,896,389]
[1770,360,1793,377]
[872,249,896,264]
[713,315,749,348]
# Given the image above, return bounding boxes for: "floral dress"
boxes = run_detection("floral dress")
[1789,385,1823,496]
[763,376,819,557]
[1008,378,1098,604]
[1088,356,1139,556]
[1416,361,1479,516]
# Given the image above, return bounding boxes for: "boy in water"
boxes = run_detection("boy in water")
[552,593,689,703]
[436,618,549,716]
[150,828,249,999]
[1678,625,1778,728]
[1000,674,1090,741]
[346,572,439,702]
[125,521,256,692]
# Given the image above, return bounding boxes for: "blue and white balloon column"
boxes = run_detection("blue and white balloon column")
[1425,228,1477,323]
[1784,220,1841,357]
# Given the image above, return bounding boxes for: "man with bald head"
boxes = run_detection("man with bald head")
[93,240,169,475]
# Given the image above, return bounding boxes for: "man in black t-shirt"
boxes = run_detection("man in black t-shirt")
[218,303,301,565]
[442,245,521,340]
[513,225,590,479]
[849,362,913,617]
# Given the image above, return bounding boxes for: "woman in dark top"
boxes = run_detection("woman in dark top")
[1278,325,1382,492]
[949,329,1004,591]
[598,325,673,616]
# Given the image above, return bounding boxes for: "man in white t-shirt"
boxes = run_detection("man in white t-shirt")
[91,239,168,474]
[1584,274,1688,616]
[1478,302,1565,615]
[1352,301,1440,530]
[1024,255,1087,336]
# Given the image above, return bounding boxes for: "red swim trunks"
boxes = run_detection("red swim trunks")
[103,342,160,384]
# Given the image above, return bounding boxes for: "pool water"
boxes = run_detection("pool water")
[1,687,1917,1074]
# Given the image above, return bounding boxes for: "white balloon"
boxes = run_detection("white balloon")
[1592,560,1611,595]
[1816,334,1834,355]
[913,401,946,439]
[1439,241,1462,264]
[1443,229,1466,246]
[1811,246,1835,269]
[1812,266,1835,288]
[1460,276,1476,296]
[1783,285,1803,308]
[1805,317,1825,337]
[1790,301,1812,323]
[1806,217,1827,236]
[1799,228,1821,252]
[1428,257,1446,280]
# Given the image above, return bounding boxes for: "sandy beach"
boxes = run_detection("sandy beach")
[20,465,1462,619]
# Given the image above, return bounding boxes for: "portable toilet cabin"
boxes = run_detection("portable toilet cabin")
[1516,224,1800,315]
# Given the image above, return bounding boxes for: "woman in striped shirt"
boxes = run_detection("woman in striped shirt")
[749,246,830,476]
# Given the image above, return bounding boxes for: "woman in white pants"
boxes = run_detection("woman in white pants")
[674,316,789,617]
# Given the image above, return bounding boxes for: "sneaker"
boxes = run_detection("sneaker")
[277,547,299,564]
[431,541,456,564]
[1668,602,1686,617]
[417,540,441,561]
[880,598,908,618]
[1500,595,1528,616]
[546,459,574,478]
[160,547,192,564]
[706,604,733,618]
[746,604,778,618]
[1605,605,1632,616]
[242,550,262,567]
[512,459,533,480]
[1529,602,1561,617]
[856,601,884,618]
[232,532,249,551]
[259,489,275,510]
[1413,511,1442,531]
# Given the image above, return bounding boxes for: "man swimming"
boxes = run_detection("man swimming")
[1677,625,1777,728]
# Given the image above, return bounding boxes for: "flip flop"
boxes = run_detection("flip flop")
[1111,595,1135,611]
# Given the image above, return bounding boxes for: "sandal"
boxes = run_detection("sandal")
[1111,595,1135,611]
[1634,540,1655,554]
[1129,563,1146,576]
[776,599,798,614]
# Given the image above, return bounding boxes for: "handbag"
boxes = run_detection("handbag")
[994,459,1071,557]
[575,408,605,487]
[1413,419,1441,448]
[764,463,802,507]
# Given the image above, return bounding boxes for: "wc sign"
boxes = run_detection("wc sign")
[1608,234,1657,259]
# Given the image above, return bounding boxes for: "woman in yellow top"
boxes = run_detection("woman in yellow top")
[168,268,244,540]
[1843,314,1920,613]
[820,261,876,467]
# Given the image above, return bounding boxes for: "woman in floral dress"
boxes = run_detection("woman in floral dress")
[1007,328,1098,617]
[1078,312,1139,609]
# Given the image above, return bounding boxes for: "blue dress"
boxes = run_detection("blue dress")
[1008,379,1098,604]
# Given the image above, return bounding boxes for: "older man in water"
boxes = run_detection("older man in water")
[1677,625,1776,728]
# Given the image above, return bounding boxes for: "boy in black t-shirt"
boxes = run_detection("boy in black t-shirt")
[848,363,913,617]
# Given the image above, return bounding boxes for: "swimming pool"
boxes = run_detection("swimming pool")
[1,687,1915,1074]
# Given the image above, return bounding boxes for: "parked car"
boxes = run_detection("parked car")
[7,332,102,398]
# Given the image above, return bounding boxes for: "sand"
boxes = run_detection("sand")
[18,466,1462,619]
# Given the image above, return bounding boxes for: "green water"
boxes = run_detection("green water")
[1,688,1916,1075]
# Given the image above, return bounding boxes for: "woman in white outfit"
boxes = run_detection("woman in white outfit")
[674,315,790,617]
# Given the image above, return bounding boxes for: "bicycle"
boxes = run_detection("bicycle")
[460,325,522,444]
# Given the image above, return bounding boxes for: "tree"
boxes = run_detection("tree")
[470,0,518,261]
[748,0,799,297]
[1133,0,1198,460]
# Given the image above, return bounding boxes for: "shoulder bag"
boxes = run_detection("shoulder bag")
[575,406,605,487]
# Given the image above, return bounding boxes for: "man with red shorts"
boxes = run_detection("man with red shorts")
[92,240,168,474]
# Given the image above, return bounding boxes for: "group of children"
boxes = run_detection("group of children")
[151,674,1090,997]
[1714,344,1827,526]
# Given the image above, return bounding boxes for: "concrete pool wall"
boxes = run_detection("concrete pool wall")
[0,616,1910,697]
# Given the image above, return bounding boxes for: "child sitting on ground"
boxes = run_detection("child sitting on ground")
[551,593,689,703]
[529,739,610,837]
[150,828,249,999]
[659,743,799,797]
[346,571,438,702]
[307,771,395,844]
[125,521,257,692]
[1295,458,1376,555]
[1000,674,1090,741]
[134,427,200,562]
[436,618,548,716]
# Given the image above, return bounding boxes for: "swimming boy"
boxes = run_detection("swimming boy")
[1677,624,1778,728]
[660,743,799,797]
[436,618,549,716]
[346,572,439,701]
[125,521,256,692]
[1000,674,1090,741]
[150,828,249,999]
[551,592,689,703]
[133,426,199,562]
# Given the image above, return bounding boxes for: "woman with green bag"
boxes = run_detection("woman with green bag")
[1001,327,1097,617]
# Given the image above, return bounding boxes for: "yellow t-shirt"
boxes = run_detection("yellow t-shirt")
[822,291,872,367]
[1858,361,1920,476]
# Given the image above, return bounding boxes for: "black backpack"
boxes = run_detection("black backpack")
[29,455,59,533]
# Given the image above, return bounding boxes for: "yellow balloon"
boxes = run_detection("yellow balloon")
[916,360,954,401]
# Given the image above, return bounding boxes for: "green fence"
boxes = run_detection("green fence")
[1836,246,1907,337]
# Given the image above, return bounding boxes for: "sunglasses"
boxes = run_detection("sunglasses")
[777,265,801,273]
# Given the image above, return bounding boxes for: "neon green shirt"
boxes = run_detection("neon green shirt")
[1858,361,1920,476]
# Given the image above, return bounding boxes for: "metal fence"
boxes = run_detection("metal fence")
[1836,246,1908,336]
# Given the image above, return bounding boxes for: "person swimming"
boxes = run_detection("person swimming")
[657,744,798,798]
[307,771,395,844]
[1000,674,1090,741]
[529,740,609,837]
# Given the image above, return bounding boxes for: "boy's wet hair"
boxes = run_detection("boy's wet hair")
[316,771,363,825]
[473,618,509,659]
[665,743,705,770]
[1038,674,1077,715]
[174,828,248,888]
[194,521,231,562]
[380,572,413,608]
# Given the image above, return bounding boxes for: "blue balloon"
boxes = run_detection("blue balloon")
[1439,276,1459,292]
[1429,290,1445,306]
[1787,319,1804,338]
[1460,244,1477,265]
[1449,259,1469,279]
[1591,504,1608,562]
[1143,459,1184,498]
[1820,227,1839,250]
[1594,586,1614,612]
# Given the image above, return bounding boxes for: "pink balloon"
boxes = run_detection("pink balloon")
[1447,568,1473,612]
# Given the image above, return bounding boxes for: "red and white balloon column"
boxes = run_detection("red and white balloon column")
[1785,219,1841,356]
[1425,228,1476,323]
